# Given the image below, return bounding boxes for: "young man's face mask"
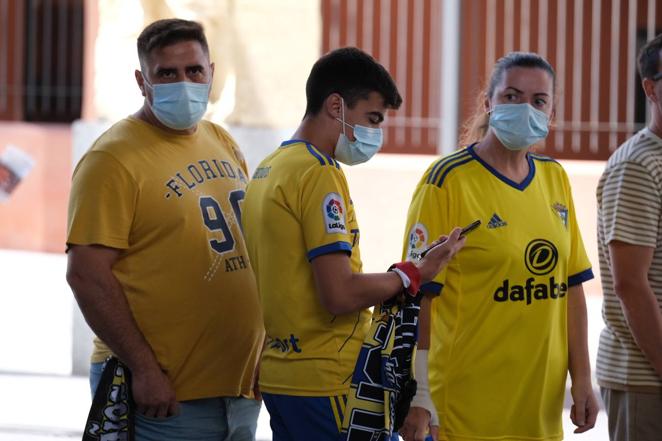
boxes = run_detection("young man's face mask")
[334,98,384,165]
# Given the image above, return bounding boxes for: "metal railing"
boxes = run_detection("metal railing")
[323,0,662,160]
[322,0,443,155]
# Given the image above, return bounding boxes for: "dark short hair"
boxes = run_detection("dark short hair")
[638,34,662,79]
[137,19,209,68]
[304,47,402,116]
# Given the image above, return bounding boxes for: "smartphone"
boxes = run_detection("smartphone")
[420,219,481,258]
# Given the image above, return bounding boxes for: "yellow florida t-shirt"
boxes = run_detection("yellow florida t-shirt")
[67,117,265,401]
[243,140,371,396]
[402,145,593,441]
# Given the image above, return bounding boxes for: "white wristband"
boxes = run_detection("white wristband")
[410,349,439,426]
[390,267,411,289]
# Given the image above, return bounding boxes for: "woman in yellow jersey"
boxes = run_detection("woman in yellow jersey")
[398,52,599,441]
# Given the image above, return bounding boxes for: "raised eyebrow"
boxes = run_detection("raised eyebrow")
[533,92,551,97]
[504,86,523,94]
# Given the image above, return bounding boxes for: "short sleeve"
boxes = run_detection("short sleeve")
[600,161,661,248]
[67,151,138,250]
[212,123,249,183]
[564,174,594,286]
[300,165,354,261]
[402,182,451,295]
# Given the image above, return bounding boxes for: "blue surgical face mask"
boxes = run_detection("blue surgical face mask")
[143,76,210,130]
[488,103,550,150]
[334,98,384,165]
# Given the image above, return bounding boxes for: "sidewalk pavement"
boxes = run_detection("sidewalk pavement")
[0,370,609,441]
[0,373,273,441]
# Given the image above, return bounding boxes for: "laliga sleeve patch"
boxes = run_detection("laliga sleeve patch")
[322,192,347,234]
[407,223,429,261]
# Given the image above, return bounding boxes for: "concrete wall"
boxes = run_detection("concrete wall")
[93,0,319,131]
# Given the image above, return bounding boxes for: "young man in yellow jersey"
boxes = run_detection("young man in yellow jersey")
[66,19,264,440]
[242,47,465,441]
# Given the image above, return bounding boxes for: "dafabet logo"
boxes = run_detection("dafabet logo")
[494,239,566,305]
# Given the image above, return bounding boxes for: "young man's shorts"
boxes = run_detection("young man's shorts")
[263,392,400,441]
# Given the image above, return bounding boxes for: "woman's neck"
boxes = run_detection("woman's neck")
[473,133,530,183]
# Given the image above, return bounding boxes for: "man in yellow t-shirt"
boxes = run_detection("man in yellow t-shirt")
[242,47,465,441]
[66,19,264,439]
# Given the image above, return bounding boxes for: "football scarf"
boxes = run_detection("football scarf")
[82,357,135,441]
[341,292,422,440]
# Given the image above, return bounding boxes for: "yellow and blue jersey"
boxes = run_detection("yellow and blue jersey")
[403,144,593,440]
[243,140,371,396]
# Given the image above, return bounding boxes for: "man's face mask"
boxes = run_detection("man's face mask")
[334,97,384,165]
[488,103,550,150]
[143,75,210,130]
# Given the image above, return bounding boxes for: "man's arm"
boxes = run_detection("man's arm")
[66,244,178,417]
[567,283,599,433]
[609,240,662,377]
[310,228,464,315]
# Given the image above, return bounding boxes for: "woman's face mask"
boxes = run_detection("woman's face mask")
[488,103,550,150]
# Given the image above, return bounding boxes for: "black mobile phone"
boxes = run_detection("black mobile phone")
[420,219,481,258]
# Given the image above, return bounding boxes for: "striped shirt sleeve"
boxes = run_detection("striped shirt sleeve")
[600,161,660,248]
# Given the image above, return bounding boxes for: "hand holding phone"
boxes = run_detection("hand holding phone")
[420,219,481,258]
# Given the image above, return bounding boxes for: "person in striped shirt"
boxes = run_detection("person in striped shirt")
[596,34,662,441]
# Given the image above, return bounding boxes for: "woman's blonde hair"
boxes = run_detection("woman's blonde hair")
[459,52,556,146]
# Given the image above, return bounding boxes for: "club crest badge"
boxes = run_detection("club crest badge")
[552,202,568,229]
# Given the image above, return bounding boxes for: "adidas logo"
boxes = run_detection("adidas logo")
[487,213,507,229]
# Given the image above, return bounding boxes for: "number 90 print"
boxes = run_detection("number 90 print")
[199,189,245,254]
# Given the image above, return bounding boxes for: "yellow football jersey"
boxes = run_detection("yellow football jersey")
[243,140,371,396]
[67,117,264,401]
[402,145,593,441]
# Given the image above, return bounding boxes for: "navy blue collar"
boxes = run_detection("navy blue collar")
[280,139,309,147]
[280,139,339,168]
[466,143,535,191]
